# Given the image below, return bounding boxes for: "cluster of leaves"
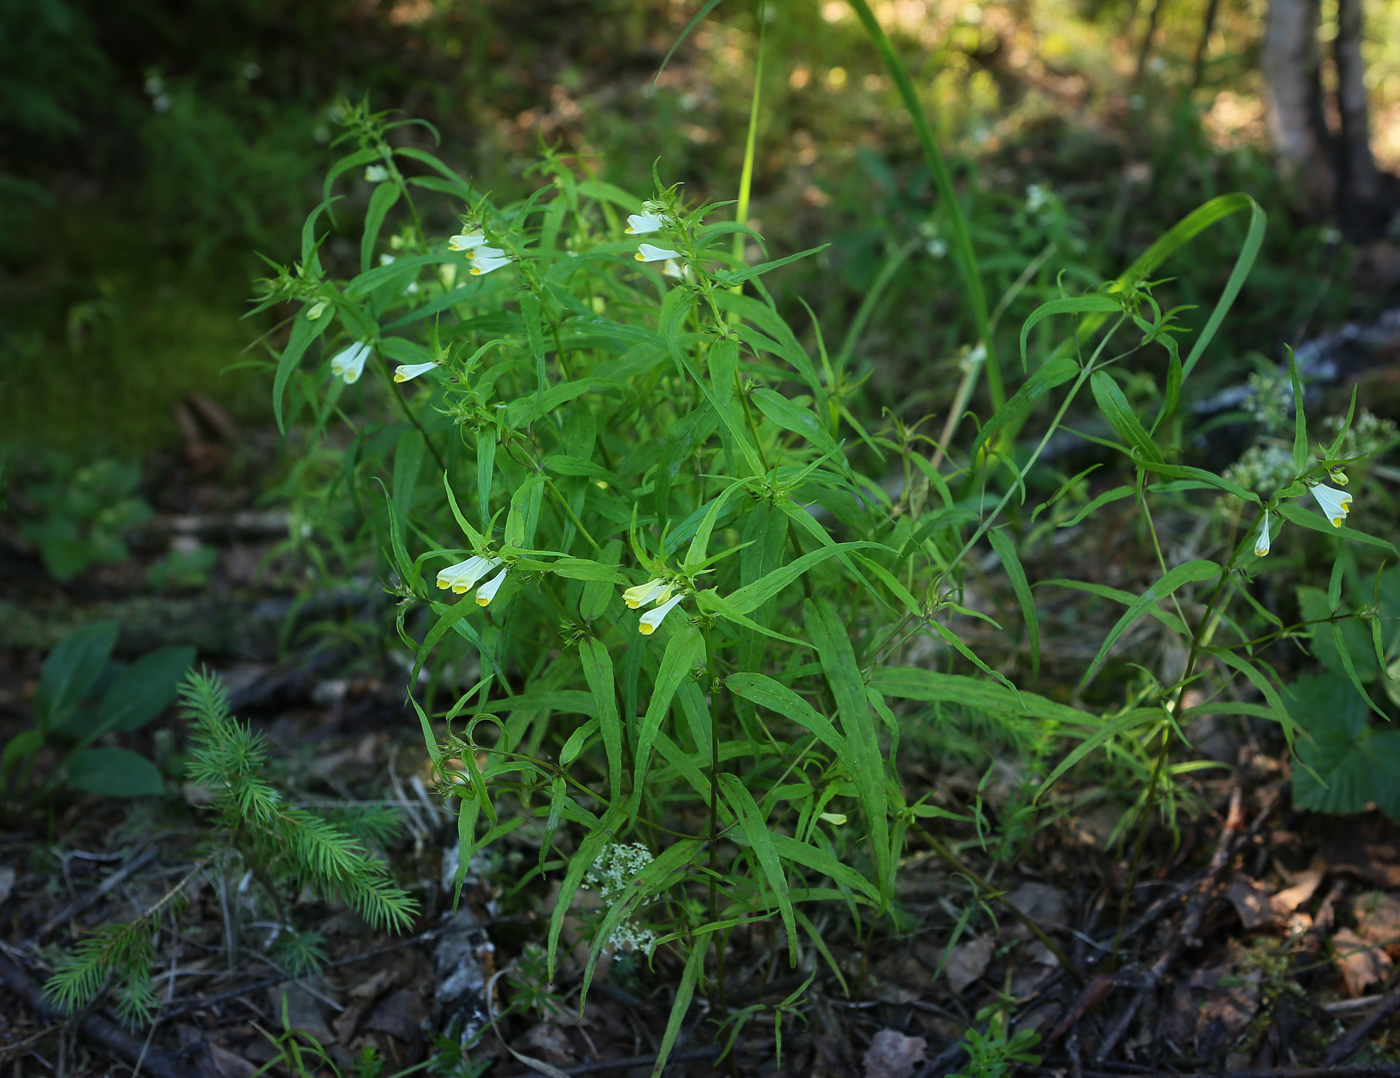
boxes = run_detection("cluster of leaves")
[2,621,192,801]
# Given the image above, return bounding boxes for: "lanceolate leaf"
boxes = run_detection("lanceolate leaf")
[1081,560,1220,685]
[719,773,796,963]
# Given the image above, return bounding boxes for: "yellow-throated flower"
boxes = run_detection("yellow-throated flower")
[626,211,667,235]
[469,253,510,276]
[330,342,371,384]
[1254,510,1271,557]
[622,579,670,610]
[448,231,486,252]
[1309,483,1352,527]
[639,593,685,635]
[394,361,438,383]
[365,165,389,183]
[635,243,680,263]
[475,567,508,607]
[436,555,501,594]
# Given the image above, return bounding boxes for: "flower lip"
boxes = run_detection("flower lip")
[635,243,680,263]
[436,555,501,594]
[1254,510,1271,557]
[626,211,667,235]
[475,567,508,607]
[394,361,438,383]
[467,245,506,260]
[470,254,511,276]
[330,342,371,384]
[448,231,486,251]
[639,593,685,635]
[623,578,667,610]
[1309,483,1353,528]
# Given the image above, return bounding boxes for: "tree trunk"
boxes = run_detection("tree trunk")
[1261,0,1335,212]
[1332,0,1390,236]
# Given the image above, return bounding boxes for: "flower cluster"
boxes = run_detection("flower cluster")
[1223,444,1293,495]
[330,341,371,384]
[448,229,510,276]
[627,200,685,278]
[623,578,686,635]
[1253,483,1353,559]
[436,554,508,607]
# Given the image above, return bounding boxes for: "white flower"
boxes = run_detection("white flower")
[466,245,506,261]
[639,593,685,635]
[448,231,487,252]
[635,243,680,263]
[436,555,501,594]
[469,254,510,276]
[622,578,667,609]
[662,259,687,280]
[1254,510,1271,557]
[365,165,390,183]
[1309,483,1353,528]
[626,211,667,234]
[330,342,371,384]
[379,253,396,266]
[475,567,508,607]
[394,361,438,383]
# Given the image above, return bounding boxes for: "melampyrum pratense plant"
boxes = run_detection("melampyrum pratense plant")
[251,91,1394,1069]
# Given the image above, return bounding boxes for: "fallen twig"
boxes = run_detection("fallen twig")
[0,952,185,1078]
[35,845,159,942]
[1319,982,1400,1068]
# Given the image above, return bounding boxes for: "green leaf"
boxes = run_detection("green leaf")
[1131,458,1260,503]
[1288,346,1308,474]
[634,625,705,804]
[1297,586,1380,683]
[272,313,332,435]
[1081,560,1220,685]
[714,244,828,286]
[1036,707,1164,800]
[725,541,888,614]
[1091,370,1162,464]
[36,622,118,732]
[65,748,163,797]
[719,773,796,962]
[971,358,1080,460]
[650,940,706,1078]
[1288,674,1400,818]
[94,647,195,734]
[579,638,623,801]
[805,598,891,904]
[547,807,623,982]
[871,667,1100,729]
[987,529,1039,679]
[1275,500,1400,555]
[1019,295,1122,370]
[750,388,844,463]
[360,181,402,273]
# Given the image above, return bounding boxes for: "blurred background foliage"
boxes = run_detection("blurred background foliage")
[1,0,1397,450]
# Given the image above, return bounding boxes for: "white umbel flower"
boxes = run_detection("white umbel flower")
[626,211,667,234]
[1309,483,1353,528]
[365,164,389,183]
[469,254,510,276]
[622,578,667,609]
[448,231,487,252]
[436,555,501,594]
[394,361,438,383]
[330,342,371,384]
[1254,510,1271,557]
[639,593,684,635]
[635,243,680,263]
[475,567,508,607]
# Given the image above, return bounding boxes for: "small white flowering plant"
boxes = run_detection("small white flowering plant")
[250,99,1397,1067]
